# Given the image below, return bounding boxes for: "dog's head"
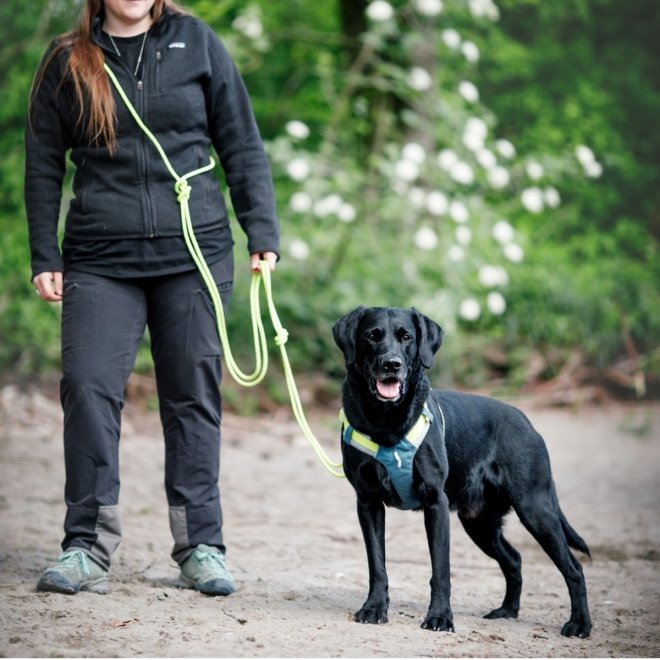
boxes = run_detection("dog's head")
[332,306,443,404]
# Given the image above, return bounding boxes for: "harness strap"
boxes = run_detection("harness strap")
[340,403,434,456]
[340,398,446,510]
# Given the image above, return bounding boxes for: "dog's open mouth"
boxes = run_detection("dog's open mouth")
[372,376,405,402]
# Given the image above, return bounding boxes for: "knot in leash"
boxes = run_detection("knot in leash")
[175,179,191,204]
[274,329,289,346]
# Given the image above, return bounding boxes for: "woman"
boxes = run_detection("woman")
[25,0,279,596]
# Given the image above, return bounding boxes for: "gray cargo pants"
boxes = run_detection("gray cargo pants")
[59,254,232,571]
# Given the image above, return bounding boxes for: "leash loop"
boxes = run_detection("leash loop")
[104,63,344,478]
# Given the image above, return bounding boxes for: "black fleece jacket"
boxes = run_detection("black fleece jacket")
[25,9,279,279]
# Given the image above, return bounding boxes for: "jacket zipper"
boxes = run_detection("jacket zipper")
[135,59,156,238]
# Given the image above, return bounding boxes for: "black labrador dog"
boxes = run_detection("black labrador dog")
[332,306,591,638]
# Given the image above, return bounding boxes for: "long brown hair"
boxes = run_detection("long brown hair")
[30,0,188,152]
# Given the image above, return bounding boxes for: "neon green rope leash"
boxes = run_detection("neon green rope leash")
[104,64,344,477]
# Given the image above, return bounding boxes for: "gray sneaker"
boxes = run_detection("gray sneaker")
[36,549,109,595]
[180,544,236,596]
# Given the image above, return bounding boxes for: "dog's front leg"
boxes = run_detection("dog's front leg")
[421,490,455,632]
[355,498,389,624]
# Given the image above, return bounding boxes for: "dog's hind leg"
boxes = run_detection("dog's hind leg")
[459,512,522,619]
[514,495,592,638]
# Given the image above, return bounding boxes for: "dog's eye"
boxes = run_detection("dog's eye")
[401,332,413,341]
[364,330,381,341]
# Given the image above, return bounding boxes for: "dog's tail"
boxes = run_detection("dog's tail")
[559,508,591,558]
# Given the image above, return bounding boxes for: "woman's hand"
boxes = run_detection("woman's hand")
[33,271,63,302]
[250,252,278,273]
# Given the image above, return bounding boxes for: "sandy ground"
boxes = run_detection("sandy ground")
[1,383,659,658]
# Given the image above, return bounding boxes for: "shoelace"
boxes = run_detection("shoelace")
[196,550,230,577]
[55,550,90,577]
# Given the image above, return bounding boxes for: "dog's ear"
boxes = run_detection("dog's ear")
[332,306,365,365]
[412,308,444,369]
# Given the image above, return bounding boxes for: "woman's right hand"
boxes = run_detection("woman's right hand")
[33,271,63,302]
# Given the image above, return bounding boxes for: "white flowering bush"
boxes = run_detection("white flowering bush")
[221,0,633,387]
[262,1,594,351]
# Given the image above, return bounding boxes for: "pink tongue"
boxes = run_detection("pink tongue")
[377,379,401,399]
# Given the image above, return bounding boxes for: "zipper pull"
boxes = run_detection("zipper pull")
[137,80,143,91]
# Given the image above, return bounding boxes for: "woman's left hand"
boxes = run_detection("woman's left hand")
[250,251,278,273]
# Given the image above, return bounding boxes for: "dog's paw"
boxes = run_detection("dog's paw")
[421,614,455,632]
[484,605,519,620]
[561,617,592,638]
[354,606,389,625]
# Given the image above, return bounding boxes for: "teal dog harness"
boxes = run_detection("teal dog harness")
[341,400,445,510]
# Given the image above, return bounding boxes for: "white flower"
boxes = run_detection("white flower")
[441,28,461,50]
[288,238,310,261]
[409,187,427,208]
[488,166,510,189]
[402,142,426,164]
[521,187,544,214]
[461,41,480,63]
[455,225,472,245]
[466,116,488,139]
[526,160,545,181]
[408,67,433,91]
[290,191,312,213]
[458,80,479,103]
[285,120,310,140]
[476,148,497,170]
[450,161,475,185]
[437,148,458,171]
[479,264,509,288]
[575,144,596,167]
[449,200,469,223]
[448,245,465,262]
[313,195,338,217]
[495,138,516,159]
[463,129,484,152]
[463,117,488,151]
[575,145,603,177]
[427,191,448,216]
[584,160,603,178]
[503,242,524,263]
[414,0,443,16]
[459,298,481,321]
[233,14,263,40]
[366,0,394,21]
[469,0,499,20]
[414,227,438,250]
[492,219,514,244]
[338,202,356,223]
[394,159,420,182]
[487,291,506,315]
[287,158,311,182]
[544,186,561,208]
[313,194,343,217]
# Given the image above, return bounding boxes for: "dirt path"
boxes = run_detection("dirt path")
[1,384,659,658]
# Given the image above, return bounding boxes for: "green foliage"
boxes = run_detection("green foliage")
[1,0,658,397]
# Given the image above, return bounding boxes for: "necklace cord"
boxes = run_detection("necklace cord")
[108,31,148,78]
[103,63,345,478]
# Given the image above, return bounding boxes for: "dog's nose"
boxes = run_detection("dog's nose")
[382,356,403,372]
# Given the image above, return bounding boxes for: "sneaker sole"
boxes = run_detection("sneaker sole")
[180,575,235,597]
[37,575,109,595]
